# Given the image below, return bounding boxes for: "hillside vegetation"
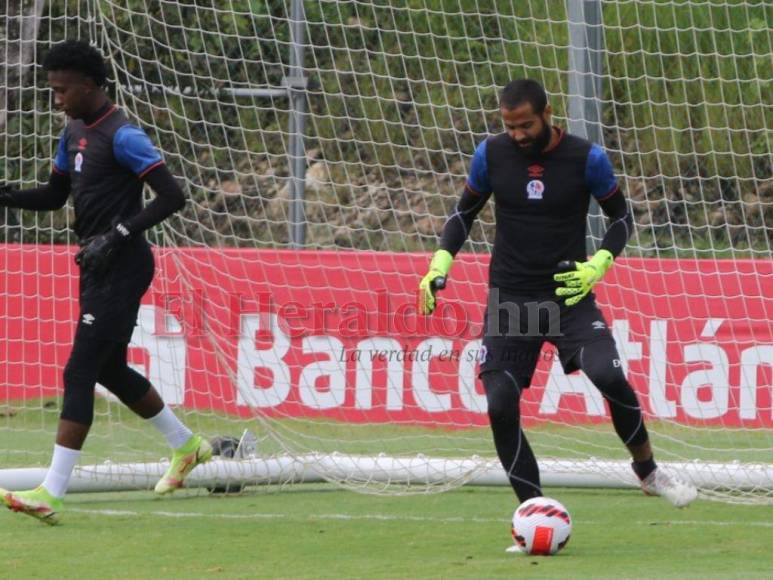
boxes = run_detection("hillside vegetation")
[2,0,770,257]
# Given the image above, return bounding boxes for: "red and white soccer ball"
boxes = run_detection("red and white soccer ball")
[511,496,572,555]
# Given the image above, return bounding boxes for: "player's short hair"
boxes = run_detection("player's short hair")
[499,79,547,114]
[43,40,109,87]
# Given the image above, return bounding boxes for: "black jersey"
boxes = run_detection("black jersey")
[52,105,164,240]
[466,128,619,293]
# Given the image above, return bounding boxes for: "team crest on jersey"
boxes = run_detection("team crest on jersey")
[526,179,544,200]
[74,152,84,172]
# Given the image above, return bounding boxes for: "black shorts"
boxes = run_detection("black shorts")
[479,288,616,385]
[76,237,154,343]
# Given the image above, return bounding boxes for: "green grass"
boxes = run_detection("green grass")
[2,398,770,468]
[1,399,771,577]
[0,485,771,579]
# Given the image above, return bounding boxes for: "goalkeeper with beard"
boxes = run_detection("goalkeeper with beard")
[419,79,697,516]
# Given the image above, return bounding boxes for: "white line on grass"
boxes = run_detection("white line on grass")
[67,508,773,528]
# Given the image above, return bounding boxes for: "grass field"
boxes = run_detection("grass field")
[0,484,771,579]
[3,398,770,468]
[2,399,771,577]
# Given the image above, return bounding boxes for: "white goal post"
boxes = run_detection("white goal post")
[1,1,771,504]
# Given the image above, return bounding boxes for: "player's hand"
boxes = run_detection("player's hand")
[553,249,614,306]
[418,249,453,315]
[0,183,15,207]
[75,223,131,276]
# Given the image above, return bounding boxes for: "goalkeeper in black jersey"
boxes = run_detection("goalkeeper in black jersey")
[419,79,697,511]
[0,41,211,525]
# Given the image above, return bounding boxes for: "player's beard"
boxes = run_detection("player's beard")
[516,119,553,157]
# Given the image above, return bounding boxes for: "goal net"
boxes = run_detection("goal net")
[1,0,771,503]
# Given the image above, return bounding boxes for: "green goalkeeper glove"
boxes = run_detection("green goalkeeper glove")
[553,249,614,306]
[418,249,453,315]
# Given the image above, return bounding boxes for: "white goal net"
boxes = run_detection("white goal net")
[1,0,771,503]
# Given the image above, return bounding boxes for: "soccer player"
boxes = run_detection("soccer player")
[419,79,697,510]
[0,40,212,524]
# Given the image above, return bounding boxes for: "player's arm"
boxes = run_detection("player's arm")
[112,124,186,236]
[76,126,185,274]
[419,140,492,315]
[0,132,71,211]
[121,163,186,234]
[438,185,492,257]
[554,145,633,306]
[597,188,633,257]
[0,173,71,211]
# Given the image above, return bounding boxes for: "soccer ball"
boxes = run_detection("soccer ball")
[511,496,572,555]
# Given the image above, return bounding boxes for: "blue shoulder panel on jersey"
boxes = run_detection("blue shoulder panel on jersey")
[53,128,69,174]
[585,143,618,200]
[113,125,164,177]
[467,139,492,194]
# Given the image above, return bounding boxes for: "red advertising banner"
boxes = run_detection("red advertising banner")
[1,245,771,428]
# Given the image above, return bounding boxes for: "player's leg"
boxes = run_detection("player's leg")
[481,369,542,503]
[572,340,651,458]
[479,290,545,503]
[97,342,212,494]
[574,339,697,507]
[555,296,698,507]
[1,336,115,524]
[99,241,212,493]
[573,340,649,451]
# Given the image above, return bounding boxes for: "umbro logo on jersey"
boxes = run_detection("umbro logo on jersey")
[526,179,544,200]
[74,152,84,173]
[82,313,95,326]
[527,164,544,178]
[592,320,606,330]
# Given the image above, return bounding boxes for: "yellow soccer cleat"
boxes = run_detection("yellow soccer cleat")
[154,435,213,495]
[1,486,63,525]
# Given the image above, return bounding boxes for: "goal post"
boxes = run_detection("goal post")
[1,1,771,504]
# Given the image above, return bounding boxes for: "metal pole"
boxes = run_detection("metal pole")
[286,0,308,248]
[120,0,308,248]
[567,0,605,254]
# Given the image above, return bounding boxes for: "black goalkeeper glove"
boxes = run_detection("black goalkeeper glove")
[75,223,132,276]
[0,183,15,207]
